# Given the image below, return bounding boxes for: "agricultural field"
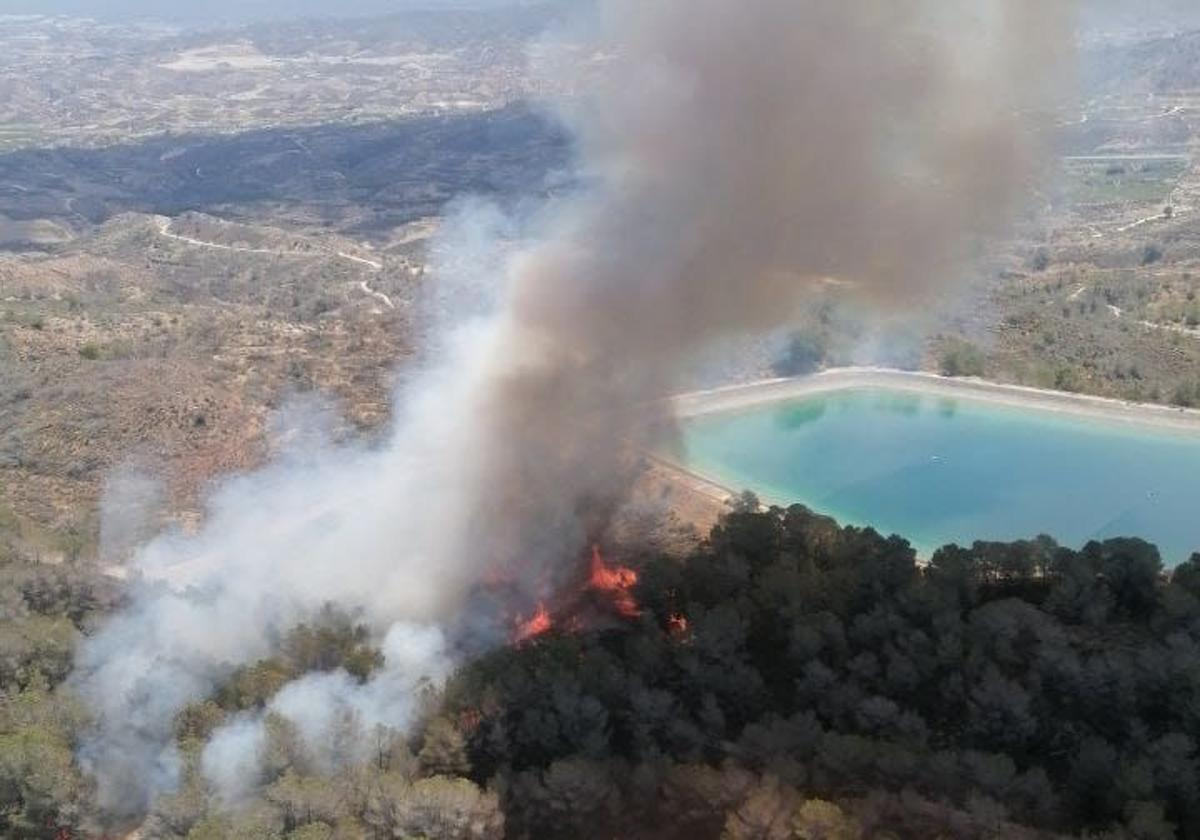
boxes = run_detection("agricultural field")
[1059,155,1189,205]
[0,123,44,151]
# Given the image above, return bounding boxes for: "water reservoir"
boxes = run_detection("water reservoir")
[675,385,1200,565]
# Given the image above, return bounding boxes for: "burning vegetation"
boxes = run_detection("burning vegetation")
[440,505,1200,840]
[513,602,553,644]
[512,545,643,643]
[6,496,1200,839]
[589,545,641,620]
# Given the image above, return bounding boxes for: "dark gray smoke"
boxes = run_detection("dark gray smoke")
[460,0,1073,589]
[71,0,1074,817]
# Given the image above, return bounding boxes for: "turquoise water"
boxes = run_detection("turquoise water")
[677,388,1200,565]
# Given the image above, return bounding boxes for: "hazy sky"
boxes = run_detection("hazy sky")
[1083,0,1200,32]
[0,0,523,26]
[2,0,1198,35]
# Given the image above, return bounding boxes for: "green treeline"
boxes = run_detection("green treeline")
[3,506,1200,838]
[0,548,122,838]
[446,501,1200,839]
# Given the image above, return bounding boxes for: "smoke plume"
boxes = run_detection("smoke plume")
[71,0,1073,817]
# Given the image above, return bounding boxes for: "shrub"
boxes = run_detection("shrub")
[1054,366,1082,393]
[774,332,826,377]
[940,340,985,378]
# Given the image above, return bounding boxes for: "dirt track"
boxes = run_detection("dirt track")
[670,367,1200,434]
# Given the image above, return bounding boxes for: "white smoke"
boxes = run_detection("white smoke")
[70,0,1074,820]
[201,623,450,803]
[71,260,511,814]
[99,463,166,564]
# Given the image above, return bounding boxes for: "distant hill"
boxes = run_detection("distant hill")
[0,105,569,239]
[1086,29,1200,94]
[0,0,530,27]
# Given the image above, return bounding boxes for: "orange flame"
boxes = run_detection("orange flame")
[589,545,641,619]
[458,707,482,734]
[590,545,638,591]
[514,602,553,643]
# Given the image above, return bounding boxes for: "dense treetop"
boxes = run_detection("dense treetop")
[3,503,1200,838]
[446,500,1200,839]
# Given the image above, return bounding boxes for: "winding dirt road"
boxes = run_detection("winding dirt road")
[155,217,395,309]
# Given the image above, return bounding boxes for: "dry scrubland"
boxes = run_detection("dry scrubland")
[925,46,1200,407]
[6,11,1200,561]
[0,105,567,558]
[0,212,426,550]
[0,10,573,554]
[778,37,1200,412]
[0,11,566,150]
